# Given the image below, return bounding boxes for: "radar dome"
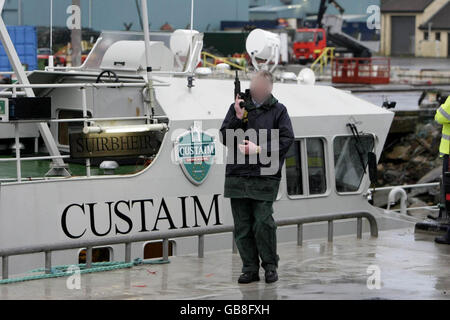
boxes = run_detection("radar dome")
[297,68,316,85]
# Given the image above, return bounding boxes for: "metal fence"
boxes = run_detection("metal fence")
[0,210,378,280]
[332,57,391,85]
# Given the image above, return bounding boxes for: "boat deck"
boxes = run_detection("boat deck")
[1,227,450,299]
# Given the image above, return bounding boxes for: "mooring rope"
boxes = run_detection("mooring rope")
[0,257,170,285]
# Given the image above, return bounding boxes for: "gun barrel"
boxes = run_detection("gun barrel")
[234,70,241,99]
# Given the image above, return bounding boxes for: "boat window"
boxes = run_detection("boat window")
[286,138,327,196]
[144,240,175,259]
[79,247,112,264]
[58,109,91,146]
[334,134,374,193]
[286,140,303,195]
[307,138,327,194]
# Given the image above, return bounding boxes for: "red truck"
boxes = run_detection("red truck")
[292,28,327,64]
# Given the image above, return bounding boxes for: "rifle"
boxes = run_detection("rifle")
[234,71,251,109]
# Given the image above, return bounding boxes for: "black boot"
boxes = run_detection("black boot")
[435,227,450,245]
[238,271,260,284]
[265,270,278,283]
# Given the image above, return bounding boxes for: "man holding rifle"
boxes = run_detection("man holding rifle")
[219,70,294,283]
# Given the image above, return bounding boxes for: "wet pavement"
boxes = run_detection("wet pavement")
[1,227,449,300]
[389,57,450,71]
[283,60,450,111]
[286,57,450,72]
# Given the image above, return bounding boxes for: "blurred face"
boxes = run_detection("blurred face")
[250,75,272,104]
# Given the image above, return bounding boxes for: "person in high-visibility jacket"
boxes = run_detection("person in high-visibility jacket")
[434,96,450,244]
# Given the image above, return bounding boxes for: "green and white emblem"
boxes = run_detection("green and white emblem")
[174,121,216,185]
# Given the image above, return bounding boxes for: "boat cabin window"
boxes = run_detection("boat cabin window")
[286,138,327,197]
[78,247,112,264]
[307,138,327,194]
[286,140,303,195]
[143,240,175,259]
[333,134,375,193]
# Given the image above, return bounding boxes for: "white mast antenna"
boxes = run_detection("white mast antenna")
[48,0,54,69]
[140,0,152,81]
[50,0,53,52]
[190,0,194,32]
[190,0,194,65]
[140,0,155,121]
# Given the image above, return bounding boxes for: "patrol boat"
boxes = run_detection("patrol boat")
[0,0,448,300]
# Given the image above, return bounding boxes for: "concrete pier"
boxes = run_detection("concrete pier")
[1,227,449,300]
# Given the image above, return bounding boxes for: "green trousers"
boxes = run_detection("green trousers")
[230,197,279,273]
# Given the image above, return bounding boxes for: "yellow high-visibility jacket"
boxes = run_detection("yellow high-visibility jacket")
[435,96,450,157]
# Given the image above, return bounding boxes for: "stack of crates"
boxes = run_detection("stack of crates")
[0,26,37,72]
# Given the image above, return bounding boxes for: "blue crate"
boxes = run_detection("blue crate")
[0,26,37,71]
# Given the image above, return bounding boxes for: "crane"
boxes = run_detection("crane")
[317,0,345,28]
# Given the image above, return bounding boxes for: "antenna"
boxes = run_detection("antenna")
[187,0,195,87]
[135,0,143,30]
[50,0,53,53]
[190,0,194,33]
[190,0,194,75]
[140,0,152,81]
[140,0,156,121]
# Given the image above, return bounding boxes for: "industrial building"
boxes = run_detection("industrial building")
[380,0,450,57]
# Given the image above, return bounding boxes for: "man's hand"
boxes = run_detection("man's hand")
[238,140,261,155]
[234,94,245,119]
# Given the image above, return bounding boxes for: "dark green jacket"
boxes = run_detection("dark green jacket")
[220,93,294,201]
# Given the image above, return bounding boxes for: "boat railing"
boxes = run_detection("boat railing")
[367,182,441,216]
[0,81,169,90]
[0,210,378,280]
[0,81,171,182]
[373,182,440,191]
